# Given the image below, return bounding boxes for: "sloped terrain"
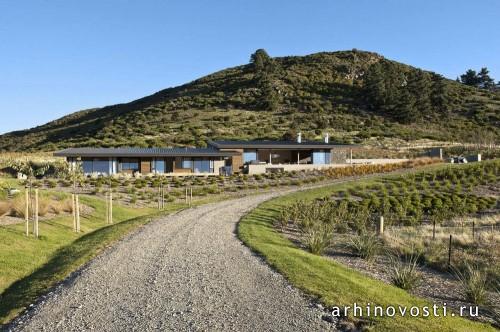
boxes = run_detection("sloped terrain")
[1,50,499,151]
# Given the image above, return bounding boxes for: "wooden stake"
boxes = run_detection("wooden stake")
[25,189,29,236]
[190,187,192,207]
[432,219,436,240]
[472,221,475,240]
[72,193,77,231]
[378,216,384,235]
[185,187,188,204]
[162,185,165,210]
[448,235,452,267]
[158,185,161,210]
[109,192,113,224]
[34,189,39,238]
[105,192,109,224]
[75,194,80,232]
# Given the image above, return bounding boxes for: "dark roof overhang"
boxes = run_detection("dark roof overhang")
[207,140,357,150]
[53,147,239,158]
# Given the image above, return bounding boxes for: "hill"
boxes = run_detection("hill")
[1,49,499,152]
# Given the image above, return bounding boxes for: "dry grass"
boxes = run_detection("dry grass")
[384,224,500,248]
[9,196,26,218]
[0,201,10,217]
[50,198,73,214]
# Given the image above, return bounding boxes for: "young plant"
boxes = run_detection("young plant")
[453,263,489,305]
[303,222,333,255]
[388,252,422,291]
[348,233,381,261]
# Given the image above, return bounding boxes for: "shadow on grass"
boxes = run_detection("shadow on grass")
[0,214,154,326]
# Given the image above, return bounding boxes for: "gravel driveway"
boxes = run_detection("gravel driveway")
[10,191,333,331]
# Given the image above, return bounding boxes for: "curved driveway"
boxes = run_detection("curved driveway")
[11,191,333,331]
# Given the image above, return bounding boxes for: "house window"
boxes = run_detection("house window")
[312,151,330,165]
[193,159,213,173]
[243,150,258,163]
[121,158,139,171]
[82,159,93,174]
[154,159,165,173]
[181,158,192,169]
[93,158,110,174]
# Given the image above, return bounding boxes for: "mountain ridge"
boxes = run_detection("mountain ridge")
[1,49,498,151]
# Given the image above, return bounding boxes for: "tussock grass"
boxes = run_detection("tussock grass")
[454,264,490,305]
[348,233,381,261]
[238,172,496,331]
[389,252,422,291]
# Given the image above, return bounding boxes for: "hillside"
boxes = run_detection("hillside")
[1,49,499,152]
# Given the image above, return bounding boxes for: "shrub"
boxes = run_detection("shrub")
[348,234,381,261]
[130,194,137,204]
[277,209,290,230]
[10,195,27,218]
[454,264,489,305]
[37,197,50,216]
[46,179,57,188]
[303,223,333,255]
[389,252,421,291]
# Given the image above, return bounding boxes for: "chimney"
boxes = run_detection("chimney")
[324,133,329,143]
[297,132,302,143]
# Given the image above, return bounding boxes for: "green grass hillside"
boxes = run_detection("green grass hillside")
[1,49,499,151]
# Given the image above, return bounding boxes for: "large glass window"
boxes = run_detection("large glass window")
[82,159,93,174]
[93,158,109,174]
[312,151,329,165]
[154,159,165,173]
[243,150,258,163]
[181,158,192,169]
[121,158,139,171]
[193,159,213,173]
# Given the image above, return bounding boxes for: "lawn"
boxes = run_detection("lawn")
[238,177,496,331]
[0,192,164,324]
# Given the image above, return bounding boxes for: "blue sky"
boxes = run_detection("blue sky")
[1,0,499,134]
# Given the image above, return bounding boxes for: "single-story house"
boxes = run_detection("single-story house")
[54,135,356,176]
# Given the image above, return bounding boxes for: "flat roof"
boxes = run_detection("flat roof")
[208,140,356,150]
[54,147,239,158]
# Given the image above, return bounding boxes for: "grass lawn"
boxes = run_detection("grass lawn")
[0,192,165,324]
[238,179,496,331]
[0,184,253,325]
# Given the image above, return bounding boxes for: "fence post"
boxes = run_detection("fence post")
[72,193,77,231]
[25,189,29,236]
[185,187,188,204]
[105,192,109,224]
[432,219,436,240]
[75,194,80,232]
[472,221,475,240]
[158,185,161,210]
[109,191,113,224]
[190,187,193,207]
[448,235,452,267]
[378,216,384,235]
[34,189,39,238]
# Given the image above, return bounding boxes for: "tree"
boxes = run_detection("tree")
[8,159,49,189]
[364,62,386,110]
[431,75,453,116]
[459,67,496,89]
[478,67,495,89]
[460,69,480,87]
[396,86,417,123]
[250,49,273,72]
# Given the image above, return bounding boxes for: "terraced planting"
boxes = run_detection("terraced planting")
[240,160,499,330]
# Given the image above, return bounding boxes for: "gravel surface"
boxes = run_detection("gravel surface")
[9,191,334,332]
